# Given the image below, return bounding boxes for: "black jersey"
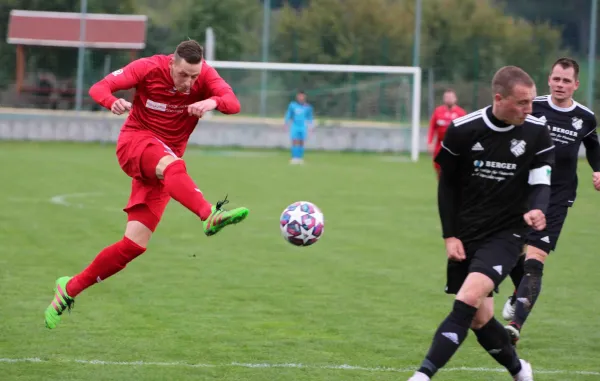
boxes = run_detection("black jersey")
[532,95,600,206]
[435,106,555,244]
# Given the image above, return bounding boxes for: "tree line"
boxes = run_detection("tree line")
[0,0,582,113]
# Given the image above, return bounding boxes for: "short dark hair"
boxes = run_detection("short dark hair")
[551,57,579,79]
[174,40,204,64]
[491,66,535,97]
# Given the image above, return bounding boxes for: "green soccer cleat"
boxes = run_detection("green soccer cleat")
[203,195,249,236]
[44,276,75,329]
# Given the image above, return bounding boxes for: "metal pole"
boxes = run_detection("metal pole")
[428,67,434,117]
[411,0,421,160]
[411,68,422,162]
[75,0,87,112]
[588,0,598,107]
[412,0,421,67]
[103,54,111,75]
[259,0,270,117]
[205,27,215,61]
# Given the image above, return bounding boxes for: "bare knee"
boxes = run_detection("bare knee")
[125,221,153,248]
[456,272,496,309]
[471,297,494,329]
[155,155,182,180]
[525,245,548,263]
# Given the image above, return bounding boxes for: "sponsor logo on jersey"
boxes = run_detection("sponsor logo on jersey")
[550,126,578,137]
[473,160,517,170]
[145,99,167,112]
[473,160,517,181]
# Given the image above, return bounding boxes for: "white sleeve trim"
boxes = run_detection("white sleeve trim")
[583,128,597,138]
[441,141,459,156]
[529,165,552,185]
[535,145,555,155]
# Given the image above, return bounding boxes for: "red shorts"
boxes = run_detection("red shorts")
[116,131,179,230]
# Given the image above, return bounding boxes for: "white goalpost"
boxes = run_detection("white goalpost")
[206,60,423,162]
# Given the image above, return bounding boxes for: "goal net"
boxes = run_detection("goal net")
[206,61,422,161]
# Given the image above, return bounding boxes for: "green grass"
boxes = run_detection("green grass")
[0,141,599,380]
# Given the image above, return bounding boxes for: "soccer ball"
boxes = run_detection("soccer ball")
[279,201,325,246]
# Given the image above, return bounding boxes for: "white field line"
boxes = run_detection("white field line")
[0,357,599,376]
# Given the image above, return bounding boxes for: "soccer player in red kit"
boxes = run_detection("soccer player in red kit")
[427,89,466,177]
[44,40,250,329]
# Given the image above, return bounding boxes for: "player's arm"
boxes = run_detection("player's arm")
[435,123,464,239]
[427,110,438,146]
[525,126,555,229]
[204,66,241,114]
[88,58,152,110]
[582,119,600,172]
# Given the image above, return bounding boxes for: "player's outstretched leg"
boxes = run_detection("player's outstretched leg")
[203,195,249,236]
[159,158,249,235]
[44,236,147,329]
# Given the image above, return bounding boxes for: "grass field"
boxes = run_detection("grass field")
[1,141,599,381]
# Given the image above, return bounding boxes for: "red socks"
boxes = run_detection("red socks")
[66,237,146,297]
[162,160,212,220]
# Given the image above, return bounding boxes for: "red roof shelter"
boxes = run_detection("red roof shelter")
[7,9,147,94]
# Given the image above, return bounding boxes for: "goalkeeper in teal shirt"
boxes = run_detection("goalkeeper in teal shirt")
[284,91,314,164]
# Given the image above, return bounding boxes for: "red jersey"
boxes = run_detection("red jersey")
[89,54,240,156]
[427,105,466,147]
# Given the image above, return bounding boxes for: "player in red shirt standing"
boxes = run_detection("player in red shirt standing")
[427,89,467,178]
[44,40,250,329]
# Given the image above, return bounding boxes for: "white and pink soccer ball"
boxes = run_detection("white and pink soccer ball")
[279,201,325,246]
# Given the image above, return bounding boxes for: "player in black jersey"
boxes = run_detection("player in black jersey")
[408,66,555,381]
[502,58,600,346]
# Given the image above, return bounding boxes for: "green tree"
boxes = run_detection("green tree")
[170,0,263,61]
[269,0,566,118]
[497,0,593,54]
[422,0,563,82]
[270,0,417,119]
[273,0,414,66]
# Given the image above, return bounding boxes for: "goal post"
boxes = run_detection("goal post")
[206,60,422,161]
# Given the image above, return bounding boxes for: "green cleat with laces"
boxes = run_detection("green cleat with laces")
[44,276,75,329]
[203,196,249,236]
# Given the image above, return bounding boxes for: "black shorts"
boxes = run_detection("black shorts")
[526,205,569,253]
[445,230,525,295]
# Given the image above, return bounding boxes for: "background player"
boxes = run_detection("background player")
[502,57,600,345]
[427,89,467,178]
[408,66,555,381]
[284,90,314,164]
[44,40,250,329]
